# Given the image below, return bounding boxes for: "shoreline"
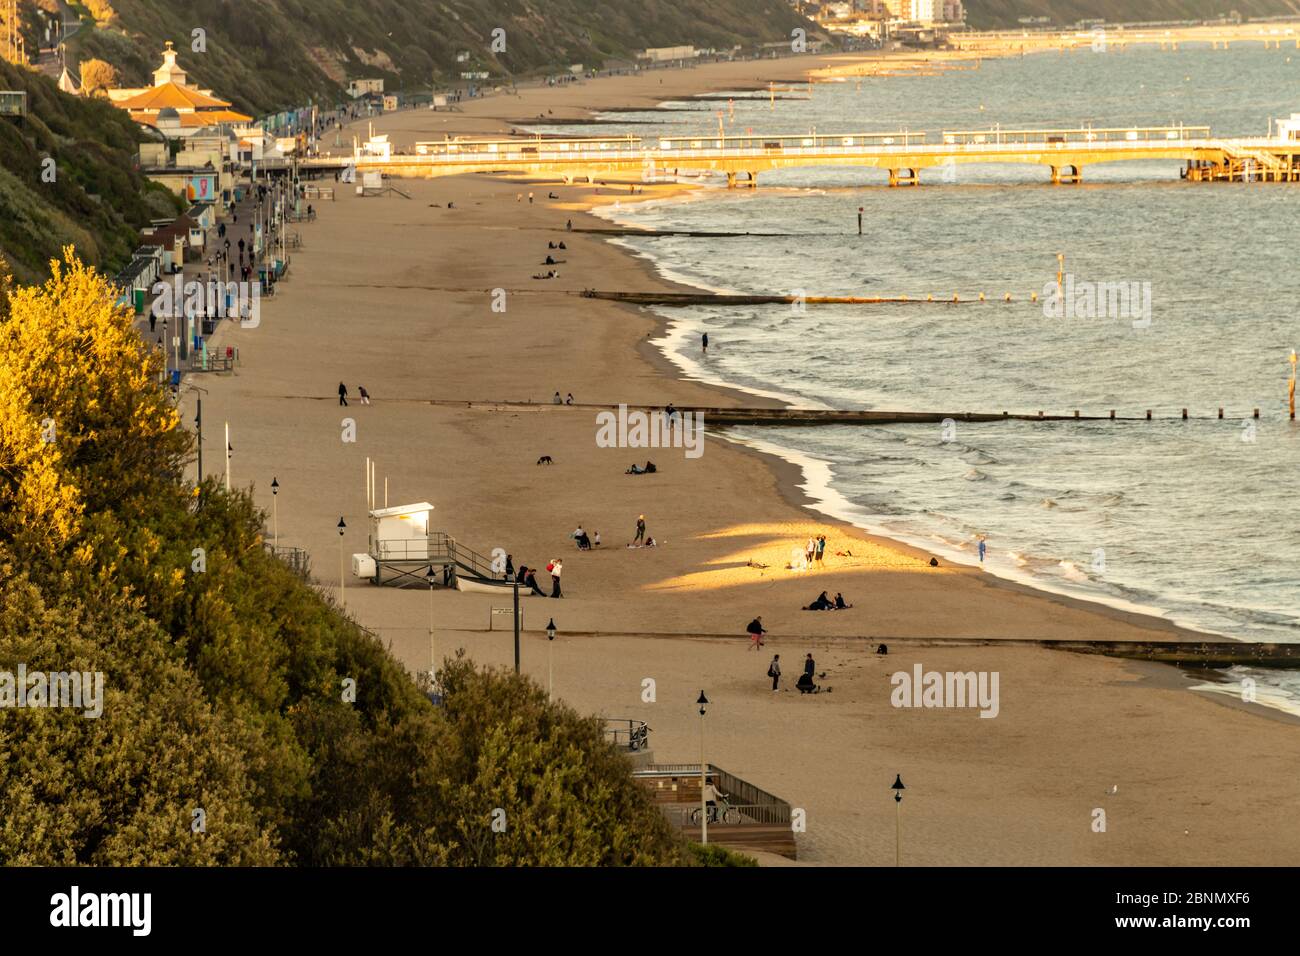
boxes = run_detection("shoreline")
[185,50,1300,865]
[497,83,1231,648]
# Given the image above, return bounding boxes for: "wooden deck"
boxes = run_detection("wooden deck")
[634,764,798,860]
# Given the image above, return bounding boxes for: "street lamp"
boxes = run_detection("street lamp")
[697,690,710,845]
[546,618,557,701]
[224,425,233,491]
[336,517,347,604]
[891,773,906,866]
[270,477,279,549]
[426,565,437,691]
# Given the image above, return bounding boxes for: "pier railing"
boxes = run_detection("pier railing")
[604,718,651,752]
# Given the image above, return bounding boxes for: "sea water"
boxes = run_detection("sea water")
[530,46,1300,708]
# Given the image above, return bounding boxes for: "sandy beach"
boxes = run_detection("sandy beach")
[186,52,1300,865]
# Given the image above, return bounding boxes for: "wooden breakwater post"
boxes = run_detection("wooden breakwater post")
[1290,349,1297,420]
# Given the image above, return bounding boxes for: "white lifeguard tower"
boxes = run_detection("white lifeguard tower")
[354,501,500,588]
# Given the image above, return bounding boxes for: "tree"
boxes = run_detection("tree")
[79,59,119,97]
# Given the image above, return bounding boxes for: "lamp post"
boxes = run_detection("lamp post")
[546,618,557,700]
[512,572,521,675]
[337,517,347,604]
[891,774,906,866]
[224,423,232,491]
[426,565,437,691]
[270,477,279,548]
[697,691,710,845]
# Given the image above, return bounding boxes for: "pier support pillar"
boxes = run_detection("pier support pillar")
[726,171,737,190]
[1050,164,1082,185]
[888,168,918,187]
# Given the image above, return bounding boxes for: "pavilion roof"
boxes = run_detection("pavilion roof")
[116,81,232,111]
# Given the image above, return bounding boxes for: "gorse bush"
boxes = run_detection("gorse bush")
[0,253,690,866]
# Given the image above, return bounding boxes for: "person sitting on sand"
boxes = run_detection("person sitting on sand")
[525,569,546,596]
[572,525,591,550]
[548,241,557,249]
[626,463,644,475]
[558,241,567,250]
[834,592,852,609]
[553,391,563,405]
[644,461,657,474]
[548,192,559,199]
[796,672,831,694]
[803,591,834,611]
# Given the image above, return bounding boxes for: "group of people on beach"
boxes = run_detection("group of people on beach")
[570,524,601,550]
[767,652,831,695]
[803,591,851,611]
[506,557,564,598]
[337,382,371,406]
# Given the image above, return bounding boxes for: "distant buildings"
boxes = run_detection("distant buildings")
[105,42,251,140]
[797,0,963,35]
[638,45,698,62]
[348,78,385,97]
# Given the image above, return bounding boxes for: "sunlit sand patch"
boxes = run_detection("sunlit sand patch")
[641,523,934,592]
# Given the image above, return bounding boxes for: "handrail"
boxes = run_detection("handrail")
[603,718,650,752]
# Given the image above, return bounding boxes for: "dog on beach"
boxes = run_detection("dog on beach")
[536,455,554,465]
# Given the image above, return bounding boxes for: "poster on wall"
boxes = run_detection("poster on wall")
[184,174,218,203]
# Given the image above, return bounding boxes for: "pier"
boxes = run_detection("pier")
[299,119,1300,187]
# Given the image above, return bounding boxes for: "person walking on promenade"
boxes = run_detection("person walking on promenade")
[747,616,766,650]
[358,385,371,405]
[768,654,781,692]
[338,382,349,406]
[549,558,563,598]
[634,514,646,544]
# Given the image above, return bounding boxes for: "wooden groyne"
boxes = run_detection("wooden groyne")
[373,399,1267,426]
[440,626,1300,667]
[579,289,963,306]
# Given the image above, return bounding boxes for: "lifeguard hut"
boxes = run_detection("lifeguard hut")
[353,501,498,588]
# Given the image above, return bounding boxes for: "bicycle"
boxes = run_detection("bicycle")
[690,798,740,825]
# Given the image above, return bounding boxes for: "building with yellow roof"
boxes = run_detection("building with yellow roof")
[106,41,251,138]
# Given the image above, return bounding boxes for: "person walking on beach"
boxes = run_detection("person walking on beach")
[768,654,781,692]
[978,536,987,563]
[747,616,766,650]
[565,219,572,231]
[358,385,371,405]
[804,653,816,681]
[528,191,534,204]
[805,536,816,568]
[338,382,349,406]
[549,558,563,598]
[634,514,646,544]
[816,534,827,566]
[702,332,709,355]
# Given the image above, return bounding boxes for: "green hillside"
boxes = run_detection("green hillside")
[0,59,180,283]
[70,0,815,116]
[966,0,1300,28]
